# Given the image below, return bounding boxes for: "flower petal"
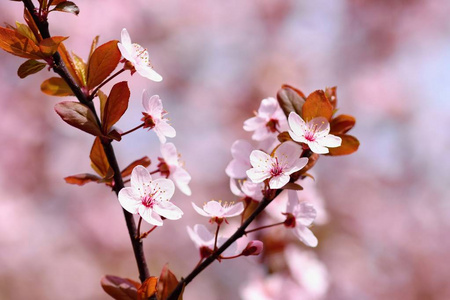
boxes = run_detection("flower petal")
[296,202,317,226]
[118,187,141,214]
[154,201,183,220]
[161,143,179,165]
[257,97,278,119]
[223,202,244,217]
[293,226,318,247]
[117,43,135,63]
[120,28,132,47]
[192,202,210,217]
[269,174,290,189]
[142,92,162,116]
[172,167,192,196]
[318,134,342,148]
[288,112,307,139]
[130,165,152,195]
[151,178,175,202]
[139,206,163,226]
[243,116,265,132]
[246,168,270,183]
[274,141,302,168]
[135,64,163,82]
[307,141,329,154]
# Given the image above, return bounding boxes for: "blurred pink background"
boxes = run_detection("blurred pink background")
[1,0,450,299]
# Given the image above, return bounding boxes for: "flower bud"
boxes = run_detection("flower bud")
[241,240,263,256]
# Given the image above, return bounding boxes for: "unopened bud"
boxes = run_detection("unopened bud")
[241,240,263,256]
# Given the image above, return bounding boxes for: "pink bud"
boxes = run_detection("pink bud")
[241,240,263,256]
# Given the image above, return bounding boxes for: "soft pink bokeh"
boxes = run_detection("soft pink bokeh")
[1,0,449,299]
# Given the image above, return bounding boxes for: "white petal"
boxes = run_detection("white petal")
[257,97,278,119]
[319,134,342,148]
[120,28,132,47]
[229,178,244,197]
[296,202,317,226]
[154,201,183,220]
[156,120,176,138]
[307,141,329,154]
[269,174,290,189]
[288,112,307,137]
[143,92,162,116]
[307,117,330,137]
[130,165,152,195]
[135,64,163,82]
[243,116,265,131]
[225,159,250,179]
[202,200,224,216]
[223,202,244,217]
[192,202,210,217]
[274,141,303,168]
[230,140,253,164]
[246,168,270,183]
[161,142,178,165]
[249,150,271,169]
[138,206,163,226]
[117,43,135,63]
[118,187,141,214]
[293,226,318,247]
[284,157,308,175]
[286,189,298,214]
[172,167,192,196]
[151,178,175,202]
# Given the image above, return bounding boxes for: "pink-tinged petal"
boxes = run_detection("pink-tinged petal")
[274,141,303,168]
[151,178,175,201]
[257,97,278,119]
[160,143,179,165]
[156,121,176,138]
[246,168,270,183]
[226,159,250,179]
[120,28,132,47]
[130,165,152,195]
[243,116,265,131]
[118,187,141,214]
[241,181,264,201]
[172,167,192,196]
[135,64,163,82]
[229,178,244,197]
[307,141,329,154]
[202,200,224,216]
[154,201,183,220]
[251,127,272,141]
[293,226,318,247]
[296,202,317,226]
[286,190,298,214]
[223,202,244,217]
[138,206,163,226]
[117,43,135,63]
[154,130,167,143]
[307,117,330,137]
[192,202,211,217]
[187,225,214,248]
[318,134,342,148]
[249,150,272,169]
[269,174,290,189]
[142,92,162,116]
[230,140,253,164]
[284,157,308,175]
[288,112,306,135]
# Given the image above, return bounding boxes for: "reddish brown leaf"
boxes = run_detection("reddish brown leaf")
[52,1,80,15]
[327,134,360,156]
[64,173,101,185]
[54,101,102,136]
[72,53,87,87]
[89,36,100,61]
[100,275,139,300]
[137,277,158,300]
[277,84,305,118]
[39,36,68,57]
[302,90,333,122]
[57,43,83,86]
[41,77,74,96]
[157,265,181,300]
[50,0,68,5]
[90,137,111,177]
[87,40,121,90]
[0,26,42,59]
[283,182,303,190]
[325,86,338,110]
[102,81,130,134]
[121,157,151,178]
[15,22,38,44]
[17,59,46,78]
[330,114,356,134]
[277,131,293,143]
[23,9,41,43]
[107,129,122,141]
[97,90,107,121]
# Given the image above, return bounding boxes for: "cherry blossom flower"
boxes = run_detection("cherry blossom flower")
[157,143,192,196]
[118,165,183,226]
[187,224,238,258]
[246,141,308,189]
[225,139,254,179]
[117,28,163,82]
[241,240,264,256]
[288,112,341,154]
[284,190,318,247]
[230,179,264,202]
[192,200,244,223]
[141,90,176,143]
[243,97,288,141]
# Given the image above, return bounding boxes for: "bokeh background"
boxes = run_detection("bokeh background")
[1,0,450,299]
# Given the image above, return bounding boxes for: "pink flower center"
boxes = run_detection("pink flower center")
[270,158,283,176]
[265,118,280,133]
[141,112,156,129]
[142,194,155,208]
[304,124,319,142]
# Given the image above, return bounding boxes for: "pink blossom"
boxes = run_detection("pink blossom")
[118,165,183,226]
[187,224,238,257]
[192,200,244,219]
[230,178,264,201]
[243,97,288,141]
[141,90,176,143]
[225,139,254,179]
[118,28,163,82]
[158,143,192,196]
[246,141,308,189]
[288,112,341,154]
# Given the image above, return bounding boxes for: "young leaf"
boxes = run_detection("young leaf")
[72,53,87,87]
[325,86,338,110]
[330,114,356,134]
[100,275,140,300]
[39,36,68,57]
[0,26,42,59]
[41,77,74,96]
[277,131,293,143]
[54,101,102,136]
[106,128,122,141]
[327,134,360,156]
[50,0,68,5]
[97,90,107,121]
[157,265,181,300]
[17,59,46,78]
[90,137,111,177]
[64,173,101,185]
[137,277,158,300]
[121,156,151,178]
[86,40,121,90]
[283,182,303,191]
[302,90,333,122]
[277,84,305,118]
[15,22,38,44]
[89,35,100,61]
[23,9,41,43]
[57,43,83,86]
[102,81,130,134]
[53,1,80,15]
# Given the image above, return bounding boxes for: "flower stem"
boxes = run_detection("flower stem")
[89,68,126,101]
[136,217,143,239]
[121,123,145,136]
[244,221,285,234]
[213,223,221,251]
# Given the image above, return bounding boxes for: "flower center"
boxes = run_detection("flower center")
[270,158,283,176]
[132,44,151,66]
[304,124,319,142]
[141,194,155,208]
[157,158,171,178]
[141,112,156,129]
[265,118,280,133]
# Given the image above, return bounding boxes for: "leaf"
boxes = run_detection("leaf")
[50,0,68,5]
[54,101,102,136]
[64,173,101,185]
[90,137,111,177]
[72,53,87,87]
[41,77,74,96]
[277,84,305,118]
[327,134,360,156]
[102,81,130,134]
[157,265,181,300]
[17,59,46,78]
[100,275,140,300]
[325,86,338,110]
[53,1,80,15]
[39,36,68,57]
[302,90,333,122]
[15,22,38,44]
[330,114,356,134]
[86,40,121,90]
[0,26,42,59]
[137,277,158,300]
[57,43,83,86]
[277,131,292,143]
[283,182,303,190]
[97,90,107,121]
[121,157,151,178]
[107,128,122,141]
[23,9,41,43]
[89,35,100,61]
